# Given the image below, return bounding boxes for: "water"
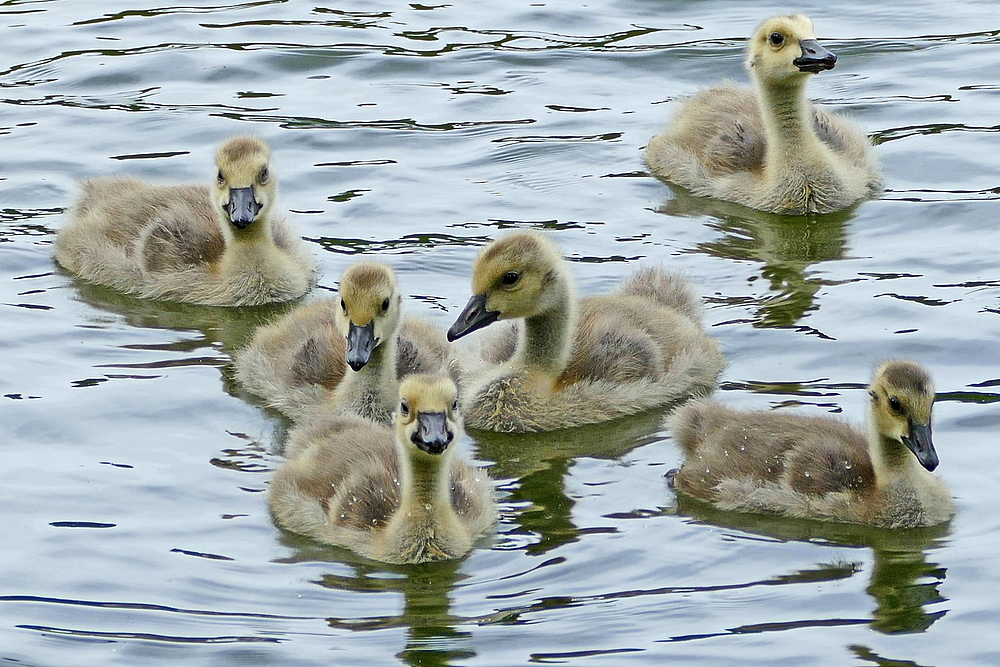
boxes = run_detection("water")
[3,0,1000,664]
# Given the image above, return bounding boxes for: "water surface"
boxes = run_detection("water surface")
[3,0,1000,665]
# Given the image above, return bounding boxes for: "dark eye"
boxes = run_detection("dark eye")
[500,271,520,287]
[216,169,225,184]
[400,400,409,416]
[888,397,903,414]
[340,298,347,313]
[769,32,784,46]
[452,399,458,412]
[381,297,390,312]
[258,166,269,184]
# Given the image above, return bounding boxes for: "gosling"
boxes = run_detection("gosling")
[54,136,314,306]
[234,262,447,423]
[270,375,496,564]
[669,360,954,528]
[447,232,724,432]
[646,14,882,214]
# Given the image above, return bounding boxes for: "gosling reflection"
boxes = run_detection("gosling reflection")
[473,408,670,555]
[62,274,297,398]
[278,540,482,667]
[674,494,950,634]
[659,185,853,328]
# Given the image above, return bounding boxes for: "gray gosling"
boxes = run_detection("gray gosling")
[235,262,446,423]
[670,360,954,528]
[55,136,314,306]
[646,14,882,214]
[447,232,724,432]
[270,375,496,564]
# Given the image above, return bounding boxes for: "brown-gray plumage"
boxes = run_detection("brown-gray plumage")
[234,263,447,422]
[646,14,882,214]
[446,232,724,432]
[269,375,495,564]
[670,360,954,528]
[54,136,314,306]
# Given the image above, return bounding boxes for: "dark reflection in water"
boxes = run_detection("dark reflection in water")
[278,535,498,667]
[850,643,933,667]
[675,495,950,636]
[659,186,854,330]
[472,409,669,555]
[65,273,296,355]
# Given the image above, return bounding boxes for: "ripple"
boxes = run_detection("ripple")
[0,594,311,620]
[309,232,490,255]
[872,122,1000,144]
[16,624,281,644]
[72,0,287,27]
[215,110,536,132]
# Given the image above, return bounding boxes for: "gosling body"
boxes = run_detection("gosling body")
[447,232,724,432]
[235,263,447,422]
[646,14,881,214]
[55,136,314,306]
[670,361,954,528]
[270,375,495,564]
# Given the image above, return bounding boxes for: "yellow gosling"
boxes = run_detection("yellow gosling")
[270,375,496,564]
[669,360,954,528]
[447,232,724,432]
[55,136,314,305]
[235,262,446,422]
[646,14,882,214]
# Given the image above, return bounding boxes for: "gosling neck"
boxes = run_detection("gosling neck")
[516,273,576,376]
[336,333,399,422]
[217,209,281,271]
[866,417,929,487]
[755,75,827,175]
[392,434,457,532]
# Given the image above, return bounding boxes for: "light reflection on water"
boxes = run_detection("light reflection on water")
[2,0,1000,665]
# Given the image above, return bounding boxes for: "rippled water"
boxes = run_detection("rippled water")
[3,0,1000,664]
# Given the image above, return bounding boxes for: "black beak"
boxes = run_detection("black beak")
[447,293,499,341]
[793,39,837,73]
[902,420,938,471]
[226,186,262,229]
[346,321,377,372]
[412,411,452,455]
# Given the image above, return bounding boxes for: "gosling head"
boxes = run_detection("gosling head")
[868,360,938,471]
[396,375,462,456]
[212,136,275,233]
[746,15,836,85]
[448,232,566,341]
[336,263,402,372]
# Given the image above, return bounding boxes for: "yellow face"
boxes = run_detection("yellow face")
[746,14,835,83]
[471,232,562,320]
[869,360,938,470]
[396,375,462,456]
[211,136,275,230]
[335,263,401,371]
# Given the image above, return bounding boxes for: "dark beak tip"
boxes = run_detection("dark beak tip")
[227,187,262,228]
[413,436,449,456]
[346,322,376,370]
[448,294,500,341]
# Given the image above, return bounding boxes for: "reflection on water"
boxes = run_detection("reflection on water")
[675,495,950,635]
[7,0,1000,663]
[66,273,297,355]
[278,534,492,667]
[660,186,853,330]
[472,409,669,555]
[850,644,932,667]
